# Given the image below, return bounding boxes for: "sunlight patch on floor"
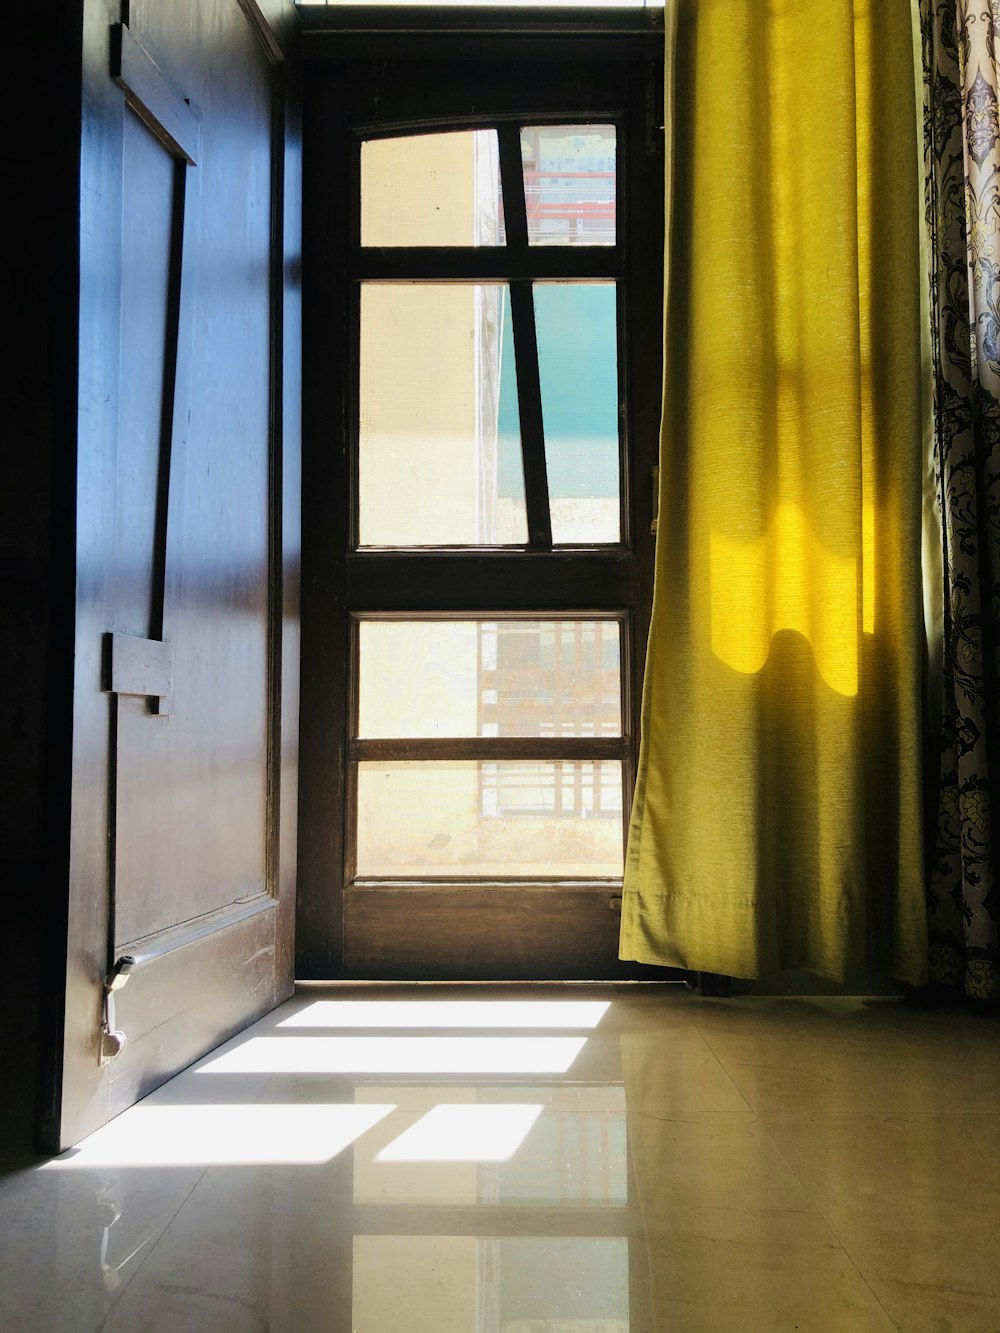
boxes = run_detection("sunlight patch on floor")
[43,1103,397,1169]
[196,1035,588,1076]
[278,999,610,1030]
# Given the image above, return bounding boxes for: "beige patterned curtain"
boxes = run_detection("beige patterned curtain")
[921,1,1000,1004]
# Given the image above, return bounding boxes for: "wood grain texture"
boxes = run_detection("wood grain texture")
[300,50,663,980]
[109,902,277,1114]
[354,247,619,282]
[352,737,627,762]
[46,0,301,1154]
[510,279,552,550]
[346,551,633,611]
[111,23,200,164]
[107,632,174,698]
[343,884,658,981]
[300,6,664,43]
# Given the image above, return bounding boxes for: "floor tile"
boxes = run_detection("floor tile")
[687,996,1000,1113]
[1,985,993,1332]
[762,1111,1000,1333]
[0,1162,205,1333]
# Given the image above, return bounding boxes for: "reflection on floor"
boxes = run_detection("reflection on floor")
[2,985,999,1332]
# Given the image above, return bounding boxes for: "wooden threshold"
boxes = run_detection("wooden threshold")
[343,881,647,981]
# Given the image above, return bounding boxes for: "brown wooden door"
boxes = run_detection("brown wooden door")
[300,40,668,981]
[39,0,301,1153]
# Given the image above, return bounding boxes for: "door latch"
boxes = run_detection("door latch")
[100,955,135,1064]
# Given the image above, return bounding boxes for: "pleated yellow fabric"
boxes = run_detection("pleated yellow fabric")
[620,0,929,983]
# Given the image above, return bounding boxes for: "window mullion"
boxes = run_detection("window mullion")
[498,123,552,551]
[509,280,552,551]
[352,737,627,762]
[497,123,528,248]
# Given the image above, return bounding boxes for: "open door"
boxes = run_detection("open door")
[38,0,301,1153]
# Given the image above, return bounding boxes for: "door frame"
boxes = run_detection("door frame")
[298,18,666,980]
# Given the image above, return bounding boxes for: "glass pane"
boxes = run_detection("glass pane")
[358,619,621,738]
[359,283,526,545]
[535,282,621,543]
[356,761,624,877]
[521,124,616,246]
[361,130,504,247]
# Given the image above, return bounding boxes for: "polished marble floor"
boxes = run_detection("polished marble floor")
[2,984,998,1332]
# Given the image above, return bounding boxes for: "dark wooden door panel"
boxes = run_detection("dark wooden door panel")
[112,12,273,947]
[108,903,277,1116]
[109,0,277,1012]
[44,0,301,1153]
[115,109,176,641]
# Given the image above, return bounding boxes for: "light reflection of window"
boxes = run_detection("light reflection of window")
[352,1085,627,1208]
[374,1104,543,1163]
[484,1086,628,1205]
[352,1235,630,1333]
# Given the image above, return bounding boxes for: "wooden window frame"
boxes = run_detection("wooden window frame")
[349,122,627,554]
[346,609,633,883]
[299,29,664,978]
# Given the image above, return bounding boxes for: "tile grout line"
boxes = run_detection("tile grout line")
[683,1001,903,1332]
[755,1117,903,1332]
[676,996,756,1116]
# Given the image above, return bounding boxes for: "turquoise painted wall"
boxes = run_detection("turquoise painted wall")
[498,283,619,499]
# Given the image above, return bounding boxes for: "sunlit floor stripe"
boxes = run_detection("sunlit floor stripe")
[196,1035,588,1076]
[374,1104,544,1163]
[44,1104,396,1169]
[277,999,610,1030]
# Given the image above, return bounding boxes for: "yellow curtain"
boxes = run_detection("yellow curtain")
[620,0,929,983]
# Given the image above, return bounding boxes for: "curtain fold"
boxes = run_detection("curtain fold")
[921,1,1000,1004]
[620,0,929,984]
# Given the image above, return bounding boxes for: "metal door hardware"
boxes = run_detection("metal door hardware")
[100,955,136,1065]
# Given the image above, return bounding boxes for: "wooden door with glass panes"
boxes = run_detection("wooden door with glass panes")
[301,46,666,979]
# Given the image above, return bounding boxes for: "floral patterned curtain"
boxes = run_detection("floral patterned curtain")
[921,1,1000,1004]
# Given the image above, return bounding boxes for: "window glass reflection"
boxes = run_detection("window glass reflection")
[353,1086,627,1206]
[352,1234,630,1332]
